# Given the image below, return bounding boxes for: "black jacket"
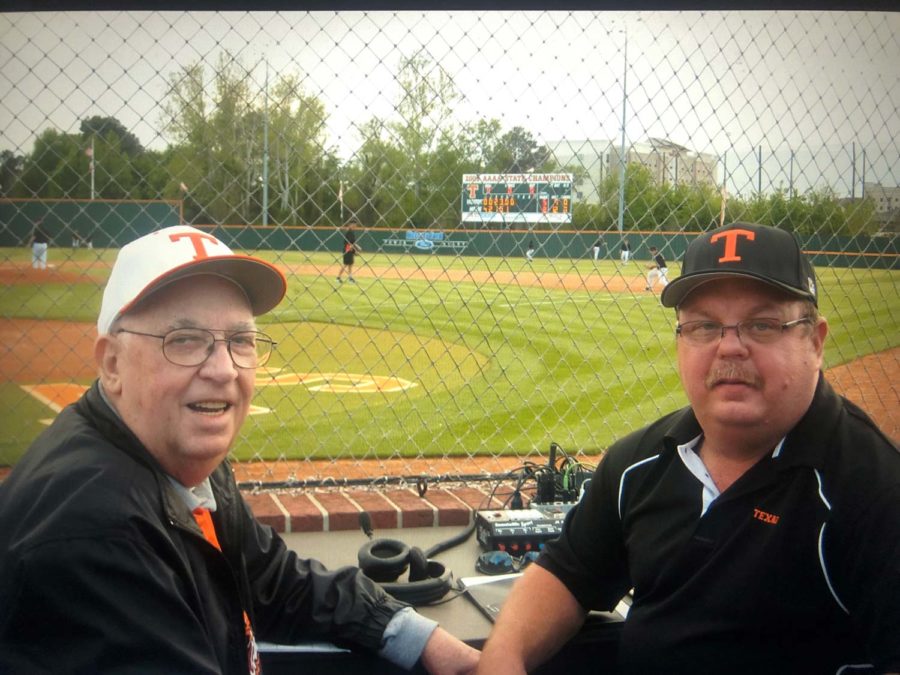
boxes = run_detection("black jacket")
[0,381,405,674]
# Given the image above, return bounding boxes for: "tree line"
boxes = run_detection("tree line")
[0,51,880,237]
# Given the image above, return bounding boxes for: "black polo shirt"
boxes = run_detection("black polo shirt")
[540,375,899,674]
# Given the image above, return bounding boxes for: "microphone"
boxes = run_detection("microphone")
[358,511,374,539]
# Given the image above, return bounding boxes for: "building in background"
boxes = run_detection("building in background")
[633,138,718,188]
[545,139,612,204]
[863,182,900,231]
[546,138,719,205]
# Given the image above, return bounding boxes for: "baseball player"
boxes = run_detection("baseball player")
[337,220,361,283]
[646,246,669,291]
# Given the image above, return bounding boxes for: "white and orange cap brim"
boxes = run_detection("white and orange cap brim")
[97,226,286,335]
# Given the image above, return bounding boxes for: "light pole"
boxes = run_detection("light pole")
[617,29,628,234]
[262,59,269,227]
[87,136,95,200]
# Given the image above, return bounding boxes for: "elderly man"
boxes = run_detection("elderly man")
[478,222,899,674]
[0,226,478,674]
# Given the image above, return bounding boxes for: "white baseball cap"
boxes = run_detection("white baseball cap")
[97,225,287,335]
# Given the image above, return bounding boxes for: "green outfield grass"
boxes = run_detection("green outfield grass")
[1,247,898,465]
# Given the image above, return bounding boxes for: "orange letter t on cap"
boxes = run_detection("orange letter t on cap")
[169,232,219,260]
[710,228,756,263]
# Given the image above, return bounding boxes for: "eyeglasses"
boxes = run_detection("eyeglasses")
[475,550,541,576]
[116,327,276,368]
[675,317,812,346]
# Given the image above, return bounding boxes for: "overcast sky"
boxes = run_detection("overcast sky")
[1,10,897,195]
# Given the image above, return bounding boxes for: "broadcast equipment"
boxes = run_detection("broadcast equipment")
[475,502,576,553]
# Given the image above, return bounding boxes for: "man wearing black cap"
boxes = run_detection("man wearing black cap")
[0,226,479,674]
[478,222,899,674]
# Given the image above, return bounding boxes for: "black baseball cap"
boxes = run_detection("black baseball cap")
[660,222,818,308]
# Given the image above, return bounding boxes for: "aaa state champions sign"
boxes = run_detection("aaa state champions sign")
[460,173,574,226]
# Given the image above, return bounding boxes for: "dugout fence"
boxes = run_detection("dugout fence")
[0,10,897,483]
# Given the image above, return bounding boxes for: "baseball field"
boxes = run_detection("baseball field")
[1,246,898,475]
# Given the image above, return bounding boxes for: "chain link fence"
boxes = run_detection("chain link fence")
[1,10,897,485]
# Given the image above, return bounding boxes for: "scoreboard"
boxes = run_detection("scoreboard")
[460,173,574,225]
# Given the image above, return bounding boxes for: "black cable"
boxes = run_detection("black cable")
[423,588,466,606]
[424,519,476,558]
[358,511,374,538]
[415,467,530,560]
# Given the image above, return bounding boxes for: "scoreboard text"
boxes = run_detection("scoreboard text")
[460,173,574,225]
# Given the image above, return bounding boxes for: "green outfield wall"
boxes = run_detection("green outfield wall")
[0,199,182,248]
[1,199,894,269]
[206,224,899,270]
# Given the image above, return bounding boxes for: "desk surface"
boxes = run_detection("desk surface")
[272,525,625,673]
[281,524,626,645]
[281,524,496,642]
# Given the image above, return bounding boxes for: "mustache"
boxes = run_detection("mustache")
[705,362,761,389]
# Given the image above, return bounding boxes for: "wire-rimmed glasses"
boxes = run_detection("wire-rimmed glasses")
[675,317,812,346]
[116,327,276,368]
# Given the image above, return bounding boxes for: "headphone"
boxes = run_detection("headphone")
[357,537,453,606]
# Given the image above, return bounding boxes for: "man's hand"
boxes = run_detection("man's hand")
[420,626,480,675]
[476,565,586,674]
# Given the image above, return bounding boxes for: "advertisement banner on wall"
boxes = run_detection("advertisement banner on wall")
[382,230,469,253]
